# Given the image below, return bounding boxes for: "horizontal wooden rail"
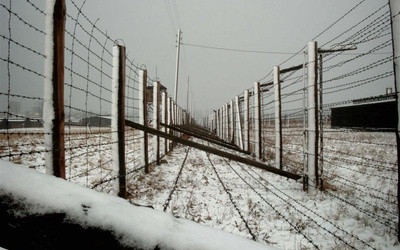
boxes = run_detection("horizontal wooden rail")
[162,123,250,155]
[126,120,302,180]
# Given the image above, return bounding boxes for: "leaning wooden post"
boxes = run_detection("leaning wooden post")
[243,90,250,152]
[139,70,149,173]
[43,0,66,178]
[111,45,126,198]
[153,81,161,165]
[274,66,283,170]
[307,41,319,194]
[389,0,400,239]
[254,82,262,160]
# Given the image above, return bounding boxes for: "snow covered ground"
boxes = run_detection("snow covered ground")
[0,127,399,249]
[0,159,275,250]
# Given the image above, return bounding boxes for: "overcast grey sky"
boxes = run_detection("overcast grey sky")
[79,0,392,115]
[1,0,393,118]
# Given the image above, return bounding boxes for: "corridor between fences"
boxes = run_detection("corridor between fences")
[1,0,400,249]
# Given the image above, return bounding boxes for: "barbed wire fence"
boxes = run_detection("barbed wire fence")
[1,0,400,248]
[203,0,399,246]
[0,0,190,197]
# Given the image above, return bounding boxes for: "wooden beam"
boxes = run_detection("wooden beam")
[280,64,303,74]
[162,123,250,155]
[126,120,301,180]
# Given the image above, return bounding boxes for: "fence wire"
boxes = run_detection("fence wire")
[0,0,161,193]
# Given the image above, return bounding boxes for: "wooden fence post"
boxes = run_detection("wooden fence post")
[244,90,249,152]
[307,41,319,193]
[389,0,400,239]
[111,45,126,198]
[43,0,66,178]
[153,81,160,165]
[274,66,283,170]
[254,82,262,160]
[139,70,149,173]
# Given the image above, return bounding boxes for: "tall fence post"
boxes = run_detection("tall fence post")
[167,97,172,152]
[389,0,400,240]
[111,45,126,198]
[223,105,226,140]
[139,70,149,173]
[307,41,319,193]
[274,66,283,170]
[230,100,234,144]
[225,103,229,142]
[162,91,168,155]
[214,110,217,134]
[254,81,262,160]
[222,105,226,140]
[235,95,243,149]
[217,108,222,138]
[43,0,66,178]
[153,81,160,165]
[244,90,249,152]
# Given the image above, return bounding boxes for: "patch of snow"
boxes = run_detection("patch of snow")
[0,159,277,250]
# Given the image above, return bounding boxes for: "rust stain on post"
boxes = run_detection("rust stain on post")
[52,0,66,179]
[118,46,126,198]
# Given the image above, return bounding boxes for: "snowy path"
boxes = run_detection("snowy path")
[127,138,399,250]
[1,130,398,249]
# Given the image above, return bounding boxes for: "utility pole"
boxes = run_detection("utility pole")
[186,76,189,112]
[174,29,182,104]
[191,91,193,116]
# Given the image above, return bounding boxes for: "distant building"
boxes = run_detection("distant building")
[80,116,111,127]
[9,101,21,114]
[331,93,396,130]
[0,118,42,129]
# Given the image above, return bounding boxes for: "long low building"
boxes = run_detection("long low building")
[331,93,396,130]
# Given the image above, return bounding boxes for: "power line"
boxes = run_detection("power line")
[171,0,181,29]
[164,0,177,35]
[181,42,300,55]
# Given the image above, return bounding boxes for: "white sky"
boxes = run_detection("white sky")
[78,0,392,116]
[0,0,393,118]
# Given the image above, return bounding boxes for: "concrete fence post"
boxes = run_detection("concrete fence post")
[274,66,283,170]
[243,90,249,152]
[111,45,126,198]
[235,96,243,149]
[139,70,149,173]
[230,100,234,144]
[307,41,319,194]
[167,97,172,152]
[389,0,400,239]
[254,82,262,160]
[43,0,66,179]
[153,81,160,165]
